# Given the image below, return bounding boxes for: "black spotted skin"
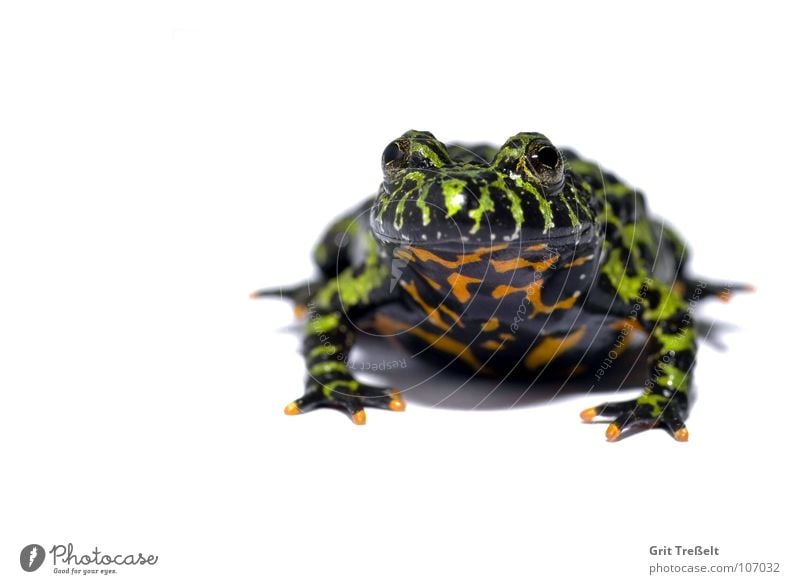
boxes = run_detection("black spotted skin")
[254,130,749,441]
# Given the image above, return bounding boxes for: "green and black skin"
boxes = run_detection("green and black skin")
[254,130,748,441]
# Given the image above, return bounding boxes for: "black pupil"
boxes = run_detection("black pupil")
[382,142,404,166]
[535,146,559,169]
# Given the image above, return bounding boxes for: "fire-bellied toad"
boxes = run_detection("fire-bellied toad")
[254,130,748,441]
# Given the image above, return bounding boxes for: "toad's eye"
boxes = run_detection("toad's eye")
[526,143,564,189]
[382,140,409,173]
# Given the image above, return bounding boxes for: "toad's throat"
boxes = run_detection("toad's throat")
[390,241,596,324]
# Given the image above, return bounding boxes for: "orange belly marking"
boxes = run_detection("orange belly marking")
[524,326,587,370]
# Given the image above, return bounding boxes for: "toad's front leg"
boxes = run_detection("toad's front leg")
[284,308,405,424]
[582,307,695,442]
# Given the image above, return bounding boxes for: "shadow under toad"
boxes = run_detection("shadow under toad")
[347,336,653,411]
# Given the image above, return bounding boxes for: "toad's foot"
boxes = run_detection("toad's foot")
[580,394,688,442]
[250,281,323,318]
[285,378,405,425]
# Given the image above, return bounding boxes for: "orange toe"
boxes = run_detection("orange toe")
[605,423,621,441]
[352,410,367,425]
[580,407,597,422]
[674,427,689,442]
[388,390,406,412]
[284,401,300,416]
[293,305,308,319]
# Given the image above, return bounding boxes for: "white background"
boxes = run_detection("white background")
[1,1,797,582]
